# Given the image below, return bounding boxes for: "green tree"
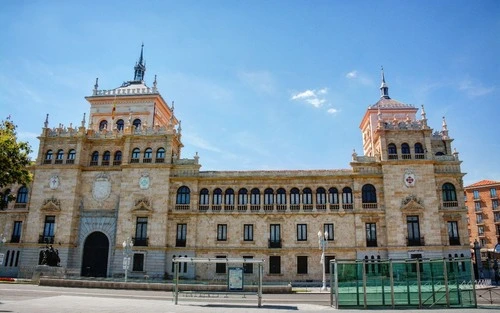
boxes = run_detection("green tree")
[0,117,32,209]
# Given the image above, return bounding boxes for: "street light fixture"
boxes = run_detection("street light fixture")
[122,237,134,283]
[318,230,328,291]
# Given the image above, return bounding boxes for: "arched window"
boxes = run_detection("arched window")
[199,189,209,205]
[44,150,53,164]
[442,183,457,202]
[329,187,339,204]
[143,148,152,162]
[16,186,28,203]
[264,188,274,205]
[401,143,411,159]
[99,120,108,131]
[176,186,190,204]
[342,187,353,204]
[250,188,260,205]
[276,188,286,205]
[316,187,326,205]
[362,184,377,203]
[1,189,11,209]
[116,119,124,131]
[213,188,222,205]
[114,151,122,164]
[102,151,111,165]
[414,143,424,159]
[388,143,397,159]
[67,149,76,160]
[225,188,234,205]
[90,151,99,165]
[156,148,165,163]
[56,149,64,160]
[290,188,300,205]
[238,188,248,205]
[133,119,141,129]
[131,148,140,163]
[302,188,312,204]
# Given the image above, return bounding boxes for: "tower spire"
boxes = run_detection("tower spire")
[133,43,146,82]
[380,66,390,99]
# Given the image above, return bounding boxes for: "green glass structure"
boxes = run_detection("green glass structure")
[330,258,476,309]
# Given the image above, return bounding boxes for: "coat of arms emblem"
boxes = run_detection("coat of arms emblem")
[92,172,111,201]
[404,169,416,188]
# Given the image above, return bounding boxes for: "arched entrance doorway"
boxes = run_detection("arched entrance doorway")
[81,232,109,277]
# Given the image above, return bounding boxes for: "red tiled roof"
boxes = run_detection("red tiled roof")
[465,180,500,188]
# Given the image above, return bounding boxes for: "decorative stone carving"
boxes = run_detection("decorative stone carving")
[401,194,424,211]
[49,175,60,190]
[139,173,150,190]
[41,196,61,211]
[92,172,111,201]
[133,198,152,213]
[404,169,416,188]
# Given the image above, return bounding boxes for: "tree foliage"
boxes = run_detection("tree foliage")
[0,117,33,208]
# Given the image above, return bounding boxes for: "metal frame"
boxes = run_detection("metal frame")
[173,257,264,307]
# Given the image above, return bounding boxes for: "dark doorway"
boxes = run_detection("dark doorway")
[81,232,109,277]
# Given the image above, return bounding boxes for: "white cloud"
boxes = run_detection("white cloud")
[327,108,339,115]
[345,70,373,86]
[291,88,328,108]
[459,79,494,97]
[346,71,358,79]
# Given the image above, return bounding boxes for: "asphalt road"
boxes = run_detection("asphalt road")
[0,284,499,313]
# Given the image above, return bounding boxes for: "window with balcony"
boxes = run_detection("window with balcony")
[362,184,377,208]
[316,187,326,208]
[55,149,64,164]
[329,187,339,209]
[448,221,460,245]
[176,186,190,205]
[102,151,110,166]
[199,189,209,205]
[113,151,122,165]
[176,224,187,247]
[44,150,53,164]
[244,224,254,241]
[442,183,457,207]
[269,224,281,248]
[217,224,227,241]
[116,119,124,131]
[90,151,99,166]
[302,188,312,204]
[276,188,286,205]
[155,147,165,163]
[264,188,274,205]
[366,223,377,247]
[225,188,234,206]
[250,188,260,205]
[1,189,10,210]
[41,216,55,244]
[342,187,353,209]
[401,143,411,159]
[11,221,22,243]
[269,256,281,274]
[67,149,76,164]
[290,188,300,205]
[238,188,248,205]
[134,217,148,246]
[143,148,152,163]
[213,188,222,206]
[131,148,140,163]
[414,143,425,159]
[297,256,308,274]
[297,224,307,241]
[388,143,398,159]
[324,223,334,240]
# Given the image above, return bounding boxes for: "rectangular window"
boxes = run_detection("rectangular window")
[216,255,226,274]
[407,216,421,246]
[244,224,254,241]
[447,221,460,245]
[478,226,484,236]
[495,212,500,223]
[176,224,187,247]
[11,221,22,243]
[269,256,281,274]
[491,188,497,198]
[473,190,480,199]
[476,214,483,224]
[297,224,307,241]
[324,223,334,240]
[325,256,335,274]
[493,200,499,209]
[366,223,377,247]
[297,256,308,274]
[217,224,227,241]
[269,224,281,248]
[243,255,253,274]
[134,217,148,246]
[133,253,144,271]
[42,216,55,244]
[475,202,481,211]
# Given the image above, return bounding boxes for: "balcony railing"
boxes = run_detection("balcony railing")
[10,235,21,243]
[175,204,190,210]
[130,158,139,164]
[237,205,247,212]
[143,158,152,163]
[224,205,234,212]
[43,159,52,164]
[316,204,326,211]
[66,159,75,164]
[343,203,353,210]
[448,237,461,246]
[38,235,54,244]
[268,239,282,248]
[133,237,148,247]
[155,158,165,163]
[14,203,27,209]
[55,159,63,164]
[198,205,209,212]
[263,205,273,211]
[176,239,186,247]
[415,153,425,159]
[407,236,425,246]
[330,204,340,210]
[401,154,411,160]
[388,154,398,160]
[276,204,286,211]
[442,201,458,208]
[113,160,122,166]
[366,239,377,247]
[362,203,378,209]
[290,204,300,211]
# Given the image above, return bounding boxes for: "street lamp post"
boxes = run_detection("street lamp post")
[318,230,328,291]
[122,237,134,283]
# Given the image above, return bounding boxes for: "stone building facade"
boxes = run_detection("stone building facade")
[0,48,470,282]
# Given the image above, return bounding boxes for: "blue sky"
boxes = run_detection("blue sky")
[1,0,499,186]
